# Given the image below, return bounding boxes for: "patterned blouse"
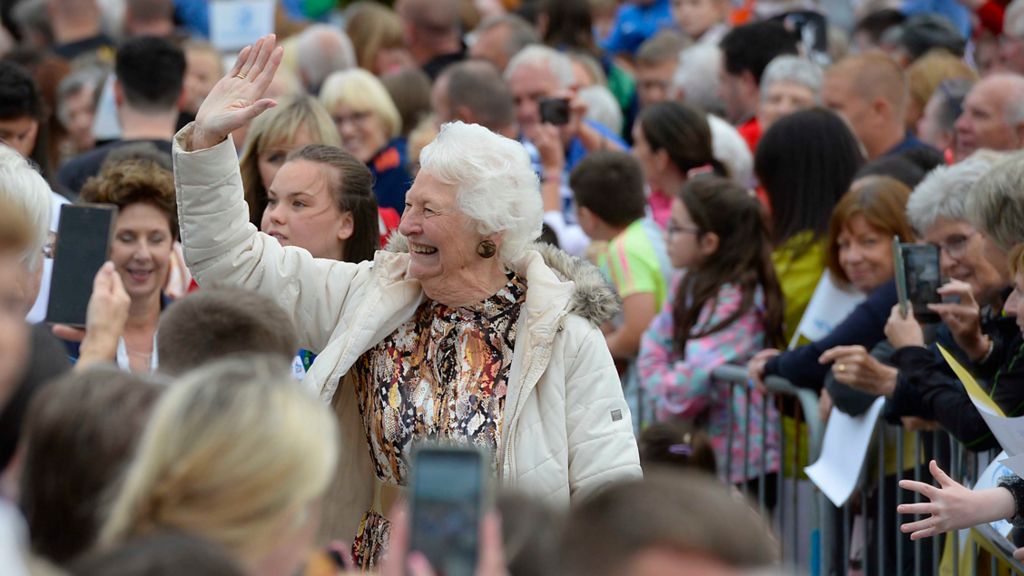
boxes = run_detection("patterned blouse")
[349,272,527,568]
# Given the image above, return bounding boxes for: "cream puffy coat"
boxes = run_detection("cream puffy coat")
[172,126,643,539]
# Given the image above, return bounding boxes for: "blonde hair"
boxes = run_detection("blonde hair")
[319,68,402,139]
[0,145,50,271]
[238,95,340,226]
[99,357,338,564]
[906,49,976,124]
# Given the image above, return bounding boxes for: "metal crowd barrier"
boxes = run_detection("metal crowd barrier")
[701,365,1024,576]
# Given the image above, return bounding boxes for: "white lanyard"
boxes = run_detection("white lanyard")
[115,331,159,373]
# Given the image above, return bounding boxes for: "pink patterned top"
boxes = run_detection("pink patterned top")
[637,281,781,483]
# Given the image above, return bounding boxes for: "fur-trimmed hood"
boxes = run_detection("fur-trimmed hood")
[384,234,621,327]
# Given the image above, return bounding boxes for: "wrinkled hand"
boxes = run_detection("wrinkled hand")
[928,280,988,361]
[898,460,1015,540]
[191,34,283,150]
[885,304,925,349]
[54,262,131,369]
[748,348,781,392]
[818,345,898,396]
[381,505,508,576]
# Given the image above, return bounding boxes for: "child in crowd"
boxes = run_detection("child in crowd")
[570,151,671,362]
[637,176,783,489]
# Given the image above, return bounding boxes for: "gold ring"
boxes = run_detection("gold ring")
[235,72,247,80]
[837,363,846,373]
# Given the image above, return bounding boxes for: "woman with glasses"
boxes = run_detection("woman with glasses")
[319,69,412,216]
[836,152,1021,449]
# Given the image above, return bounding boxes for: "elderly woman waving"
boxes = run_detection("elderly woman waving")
[174,35,641,567]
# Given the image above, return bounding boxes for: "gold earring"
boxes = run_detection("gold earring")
[476,240,497,259]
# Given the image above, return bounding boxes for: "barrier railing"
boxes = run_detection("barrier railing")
[704,364,1024,576]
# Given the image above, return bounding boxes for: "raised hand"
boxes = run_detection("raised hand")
[191,34,284,151]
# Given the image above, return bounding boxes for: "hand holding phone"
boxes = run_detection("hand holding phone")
[538,97,571,126]
[897,243,942,324]
[382,505,507,576]
[45,204,118,327]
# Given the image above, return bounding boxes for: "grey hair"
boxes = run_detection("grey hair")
[0,145,50,271]
[57,66,106,127]
[672,44,724,116]
[579,85,622,135]
[1006,0,1024,39]
[759,56,823,103]
[1000,75,1024,125]
[419,122,542,262]
[504,44,574,89]
[474,13,538,57]
[707,114,753,185]
[295,24,356,92]
[906,150,1007,234]
[967,149,1024,252]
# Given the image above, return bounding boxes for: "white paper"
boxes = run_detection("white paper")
[974,401,1024,457]
[788,271,866,349]
[1002,453,1024,482]
[805,397,886,507]
[970,453,1015,540]
[210,0,276,52]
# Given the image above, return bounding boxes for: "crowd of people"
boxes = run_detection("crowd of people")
[5,0,1024,574]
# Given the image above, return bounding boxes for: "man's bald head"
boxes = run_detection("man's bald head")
[828,53,908,119]
[823,53,909,158]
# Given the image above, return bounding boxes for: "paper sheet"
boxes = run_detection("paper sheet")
[975,402,1024,457]
[210,0,276,52]
[805,397,886,507]
[1002,453,1024,480]
[788,271,866,349]
[937,344,1005,416]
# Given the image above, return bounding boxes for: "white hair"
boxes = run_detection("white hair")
[673,44,724,116]
[504,44,574,89]
[906,150,1007,234]
[420,122,543,262]
[579,85,623,135]
[707,114,753,186]
[295,24,356,92]
[0,145,51,271]
[759,56,823,102]
[1006,0,1024,39]
[967,149,1024,251]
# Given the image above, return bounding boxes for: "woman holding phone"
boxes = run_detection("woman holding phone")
[78,158,176,373]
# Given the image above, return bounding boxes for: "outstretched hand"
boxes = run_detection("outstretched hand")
[897,460,1016,540]
[191,34,283,151]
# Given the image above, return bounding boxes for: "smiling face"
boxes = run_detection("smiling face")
[398,171,485,289]
[331,104,389,164]
[837,214,893,293]
[923,217,1008,306]
[256,124,317,190]
[261,160,352,261]
[110,203,174,302]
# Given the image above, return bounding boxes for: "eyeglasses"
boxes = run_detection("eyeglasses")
[934,231,976,259]
[666,222,701,237]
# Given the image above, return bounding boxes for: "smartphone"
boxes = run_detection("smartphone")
[408,445,489,576]
[45,204,118,327]
[539,97,570,126]
[899,243,941,324]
